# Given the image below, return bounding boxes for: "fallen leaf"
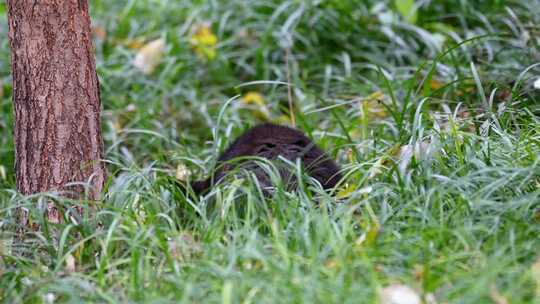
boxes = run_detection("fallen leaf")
[379,284,421,304]
[360,91,389,121]
[241,91,271,121]
[429,79,444,90]
[190,23,218,60]
[65,254,76,273]
[336,183,357,199]
[242,92,265,106]
[122,37,146,49]
[133,38,165,74]
[175,163,192,181]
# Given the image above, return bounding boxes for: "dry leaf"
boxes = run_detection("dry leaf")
[175,163,192,181]
[133,38,165,74]
[379,284,421,304]
[360,91,388,120]
[122,37,146,49]
[65,254,76,273]
[429,79,444,90]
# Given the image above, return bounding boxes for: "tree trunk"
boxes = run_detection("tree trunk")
[6,0,106,223]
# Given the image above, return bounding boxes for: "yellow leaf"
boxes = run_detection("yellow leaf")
[133,38,165,74]
[241,92,271,121]
[429,79,444,90]
[364,91,386,102]
[124,37,146,49]
[336,183,357,199]
[360,91,388,120]
[242,92,265,106]
[191,24,218,46]
[190,23,218,60]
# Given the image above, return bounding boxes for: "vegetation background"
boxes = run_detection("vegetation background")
[1,0,539,303]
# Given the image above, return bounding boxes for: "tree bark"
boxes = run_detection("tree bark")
[7,0,106,223]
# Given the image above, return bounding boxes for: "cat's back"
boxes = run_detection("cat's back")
[218,123,311,161]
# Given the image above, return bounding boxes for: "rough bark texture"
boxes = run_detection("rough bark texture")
[7,0,106,222]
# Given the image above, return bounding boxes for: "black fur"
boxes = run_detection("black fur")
[190,123,342,195]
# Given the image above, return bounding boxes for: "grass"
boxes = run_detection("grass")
[1,0,540,303]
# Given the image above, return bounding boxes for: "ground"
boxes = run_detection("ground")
[0,1,539,303]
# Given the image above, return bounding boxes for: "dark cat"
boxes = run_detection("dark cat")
[190,123,342,195]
